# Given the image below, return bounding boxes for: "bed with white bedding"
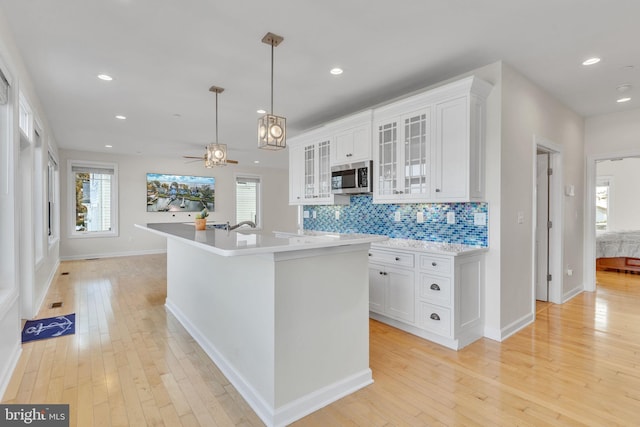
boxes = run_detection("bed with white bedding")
[596,230,640,272]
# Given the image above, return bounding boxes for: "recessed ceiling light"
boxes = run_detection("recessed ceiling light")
[617,97,631,103]
[254,160,260,164]
[617,84,632,93]
[582,57,601,66]
[330,67,343,75]
[257,109,266,114]
[105,144,113,148]
[115,115,127,120]
[97,74,113,81]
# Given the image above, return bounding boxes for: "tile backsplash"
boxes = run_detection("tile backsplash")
[303,195,488,247]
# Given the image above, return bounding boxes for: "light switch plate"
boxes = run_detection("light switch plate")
[474,213,487,226]
[416,211,424,223]
[517,211,524,224]
[312,210,317,219]
[394,211,401,222]
[335,211,340,220]
[446,212,456,224]
[303,210,310,219]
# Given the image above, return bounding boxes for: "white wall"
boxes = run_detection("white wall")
[59,149,297,260]
[596,158,640,231]
[0,7,61,398]
[499,64,584,336]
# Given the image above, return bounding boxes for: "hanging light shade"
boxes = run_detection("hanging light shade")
[206,85,227,167]
[258,32,286,150]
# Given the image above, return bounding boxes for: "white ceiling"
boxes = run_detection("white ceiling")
[1,0,639,169]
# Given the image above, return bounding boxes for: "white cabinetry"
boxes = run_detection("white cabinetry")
[288,133,348,206]
[368,248,415,323]
[368,244,485,350]
[332,115,372,165]
[373,76,492,203]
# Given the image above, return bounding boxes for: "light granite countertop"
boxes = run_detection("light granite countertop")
[286,230,487,256]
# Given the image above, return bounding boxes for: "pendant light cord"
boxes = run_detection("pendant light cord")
[270,42,274,114]
[215,91,219,143]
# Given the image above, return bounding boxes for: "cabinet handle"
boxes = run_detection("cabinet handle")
[368,253,372,256]
[395,257,400,261]
[346,153,352,157]
[435,188,441,193]
[430,313,440,321]
[431,262,437,267]
[430,283,440,291]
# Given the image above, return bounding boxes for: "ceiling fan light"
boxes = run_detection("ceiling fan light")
[258,114,286,150]
[205,143,227,167]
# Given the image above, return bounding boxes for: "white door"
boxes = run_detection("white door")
[535,152,549,301]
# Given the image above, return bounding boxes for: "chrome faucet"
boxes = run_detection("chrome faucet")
[225,220,257,231]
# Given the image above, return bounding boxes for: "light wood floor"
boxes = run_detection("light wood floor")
[3,255,640,426]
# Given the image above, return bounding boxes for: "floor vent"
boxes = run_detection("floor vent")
[61,272,70,275]
[50,302,63,308]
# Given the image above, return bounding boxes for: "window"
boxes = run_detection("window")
[596,176,612,231]
[69,161,118,237]
[47,152,58,241]
[18,93,32,139]
[236,175,261,226]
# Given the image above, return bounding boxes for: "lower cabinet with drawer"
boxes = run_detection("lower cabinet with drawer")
[368,249,415,323]
[369,245,485,350]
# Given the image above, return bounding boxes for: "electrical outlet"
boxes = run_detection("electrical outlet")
[394,211,401,222]
[517,211,524,224]
[474,213,487,226]
[446,212,456,224]
[303,210,310,219]
[335,211,340,220]
[416,211,424,223]
[312,210,317,219]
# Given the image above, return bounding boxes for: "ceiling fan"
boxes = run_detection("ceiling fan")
[183,151,238,164]
[183,85,238,166]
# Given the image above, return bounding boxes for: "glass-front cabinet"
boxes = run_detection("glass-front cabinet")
[289,134,349,206]
[373,76,491,203]
[374,107,432,202]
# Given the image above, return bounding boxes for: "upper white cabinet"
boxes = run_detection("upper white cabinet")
[331,111,372,165]
[373,76,492,203]
[289,132,349,206]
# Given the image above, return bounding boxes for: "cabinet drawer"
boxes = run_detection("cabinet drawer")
[419,274,452,307]
[368,249,414,268]
[419,302,452,337]
[419,255,452,275]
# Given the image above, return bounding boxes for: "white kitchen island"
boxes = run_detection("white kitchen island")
[136,223,387,427]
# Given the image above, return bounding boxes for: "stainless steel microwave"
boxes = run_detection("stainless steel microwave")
[331,161,373,194]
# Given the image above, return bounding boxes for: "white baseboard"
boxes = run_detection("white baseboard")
[166,299,372,427]
[563,285,583,303]
[33,259,61,317]
[60,248,166,261]
[0,292,22,401]
[498,311,534,342]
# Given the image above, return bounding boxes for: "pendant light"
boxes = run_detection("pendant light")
[258,32,286,150]
[206,85,227,167]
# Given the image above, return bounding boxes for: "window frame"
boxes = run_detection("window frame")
[68,160,119,238]
[47,151,59,245]
[235,173,262,228]
[595,175,613,231]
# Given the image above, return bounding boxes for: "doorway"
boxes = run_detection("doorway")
[533,136,563,306]
[535,150,551,301]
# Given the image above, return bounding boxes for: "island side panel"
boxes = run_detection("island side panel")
[273,245,372,409]
[165,238,277,408]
